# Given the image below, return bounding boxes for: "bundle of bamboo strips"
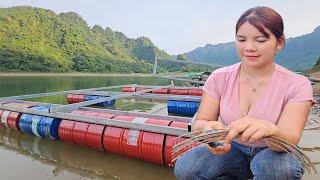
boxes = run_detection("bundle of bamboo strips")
[172,129,317,174]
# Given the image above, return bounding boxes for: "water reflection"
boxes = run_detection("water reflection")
[0,76,185,98]
[0,128,174,180]
[1,128,319,179]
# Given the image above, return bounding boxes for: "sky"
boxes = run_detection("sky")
[1,0,320,55]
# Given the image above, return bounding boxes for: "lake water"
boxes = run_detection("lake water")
[0,76,319,179]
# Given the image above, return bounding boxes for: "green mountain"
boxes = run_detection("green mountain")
[185,26,320,71]
[0,6,173,73]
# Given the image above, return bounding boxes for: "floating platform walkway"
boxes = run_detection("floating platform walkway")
[0,84,203,167]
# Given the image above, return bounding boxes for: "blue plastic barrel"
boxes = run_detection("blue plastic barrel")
[36,116,61,140]
[19,105,60,138]
[31,105,61,139]
[167,100,199,117]
[84,95,115,107]
[28,106,49,136]
[31,115,42,137]
[19,114,33,134]
[37,116,48,138]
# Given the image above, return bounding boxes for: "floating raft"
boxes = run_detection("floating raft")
[0,85,201,167]
[122,86,203,96]
[66,86,201,117]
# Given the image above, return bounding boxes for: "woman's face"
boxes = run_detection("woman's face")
[235,22,282,68]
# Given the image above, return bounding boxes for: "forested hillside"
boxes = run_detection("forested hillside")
[0,6,211,73]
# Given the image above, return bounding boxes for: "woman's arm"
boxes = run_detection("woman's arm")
[193,91,231,154]
[267,101,312,151]
[192,91,222,131]
[225,101,312,151]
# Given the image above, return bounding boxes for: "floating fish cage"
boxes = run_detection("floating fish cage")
[0,84,202,167]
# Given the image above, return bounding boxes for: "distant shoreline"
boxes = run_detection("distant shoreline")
[0,72,151,77]
[0,72,185,77]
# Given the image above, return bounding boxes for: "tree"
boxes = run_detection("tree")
[311,57,320,72]
[177,54,189,61]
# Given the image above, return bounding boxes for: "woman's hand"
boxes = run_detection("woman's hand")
[201,121,231,155]
[203,120,226,131]
[225,116,278,144]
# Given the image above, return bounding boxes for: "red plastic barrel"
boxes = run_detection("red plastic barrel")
[72,122,90,146]
[73,94,81,103]
[140,118,171,164]
[76,94,85,103]
[103,126,125,154]
[1,110,10,127]
[169,89,189,95]
[103,115,135,155]
[106,115,172,163]
[72,110,115,149]
[120,116,151,159]
[164,121,189,167]
[188,88,203,96]
[122,128,142,158]
[122,86,136,92]
[151,88,169,94]
[83,110,115,150]
[67,94,85,104]
[73,94,79,103]
[66,94,74,104]
[2,103,34,130]
[58,120,76,143]
[114,115,147,158]
[7,112,21,131]
[86,124,105,150]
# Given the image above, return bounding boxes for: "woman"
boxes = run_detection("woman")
[174,6,314,180]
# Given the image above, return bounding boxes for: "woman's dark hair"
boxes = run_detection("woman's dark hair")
[236,6,284,43]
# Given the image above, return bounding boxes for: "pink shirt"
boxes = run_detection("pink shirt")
[202,62,314,147]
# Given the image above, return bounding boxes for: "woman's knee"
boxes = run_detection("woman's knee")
[174,145,248,180]
[174,157,199,179]
[251,148,304,179]
[174,146,211,179]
